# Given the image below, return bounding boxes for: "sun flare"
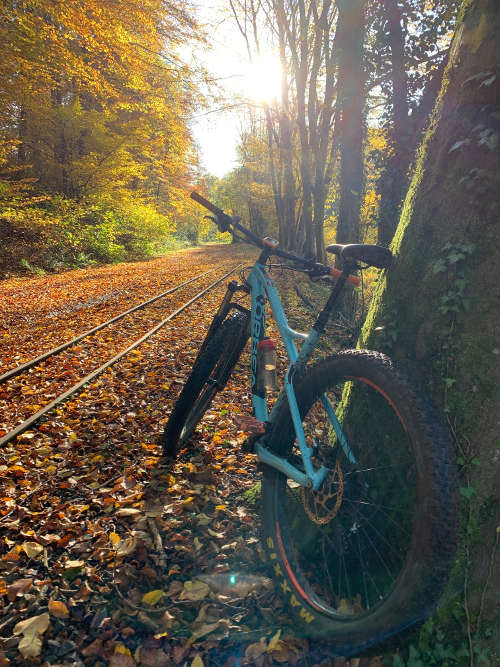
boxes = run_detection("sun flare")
[241,55,282,104]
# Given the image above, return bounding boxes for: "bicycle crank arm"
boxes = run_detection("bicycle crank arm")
[255,443,329,491]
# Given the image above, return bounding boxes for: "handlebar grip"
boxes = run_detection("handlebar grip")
[190,191,223,216]
[329,267,361,286]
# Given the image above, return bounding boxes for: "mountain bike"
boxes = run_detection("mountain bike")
[161,191,458,654]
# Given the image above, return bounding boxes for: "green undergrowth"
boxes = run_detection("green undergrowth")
[0,192,213,277]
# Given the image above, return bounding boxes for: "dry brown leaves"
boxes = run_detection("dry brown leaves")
[0,246,382,666]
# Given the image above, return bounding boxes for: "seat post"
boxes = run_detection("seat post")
[312,265,353,334]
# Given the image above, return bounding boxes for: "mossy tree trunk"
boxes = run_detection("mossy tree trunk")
[360,0,499,653]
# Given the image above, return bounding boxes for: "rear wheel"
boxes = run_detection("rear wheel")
[261,350,458,653]
[161,312,249,458]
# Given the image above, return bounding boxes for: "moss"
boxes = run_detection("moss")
[358,0,500,660]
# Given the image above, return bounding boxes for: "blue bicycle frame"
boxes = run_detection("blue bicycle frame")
[247,261,357,492]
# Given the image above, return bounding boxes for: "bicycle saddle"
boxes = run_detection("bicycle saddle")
[326,243,392,269]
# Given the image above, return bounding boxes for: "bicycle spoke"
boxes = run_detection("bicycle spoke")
[343,460,412,476]
[357,522,397,583]
[342,496,412,514]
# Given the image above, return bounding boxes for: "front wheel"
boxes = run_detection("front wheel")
[261,350,458,654]
[161,312,249,458]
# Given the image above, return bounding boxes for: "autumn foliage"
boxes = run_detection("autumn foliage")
[0,1,207,274]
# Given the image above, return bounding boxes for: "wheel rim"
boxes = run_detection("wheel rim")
[274,375,418,619]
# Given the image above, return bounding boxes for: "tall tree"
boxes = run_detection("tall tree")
[366,0,459,245]
[0,0,201,204]
[375,0,410,245]
[230,0,341,259]
[335,0,366,248]
[360,0,499,652]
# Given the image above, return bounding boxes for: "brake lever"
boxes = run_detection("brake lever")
[306,263,332,281]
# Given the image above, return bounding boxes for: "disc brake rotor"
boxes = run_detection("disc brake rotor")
[301,460,344,525]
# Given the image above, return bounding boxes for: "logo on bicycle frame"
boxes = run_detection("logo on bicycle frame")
[251,294,266,395]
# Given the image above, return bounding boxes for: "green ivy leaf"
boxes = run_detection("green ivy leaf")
[433,259,447,274]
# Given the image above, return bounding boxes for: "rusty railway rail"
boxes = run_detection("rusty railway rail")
[0,264,242,448]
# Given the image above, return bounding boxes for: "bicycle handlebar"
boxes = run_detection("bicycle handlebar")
[190,191,360,286]
[190,191,223,217]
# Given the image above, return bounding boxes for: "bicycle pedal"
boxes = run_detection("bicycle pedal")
[233,414,266,435]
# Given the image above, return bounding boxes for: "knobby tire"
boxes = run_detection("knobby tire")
[161,312,249,458]
[261,349,458,654]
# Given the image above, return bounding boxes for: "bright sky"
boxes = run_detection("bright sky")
[187,1,281,177]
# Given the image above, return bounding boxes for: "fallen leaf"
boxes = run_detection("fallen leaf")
[63,560,85,580]
[110,531,120,546]
[245,640,267,661]
[82,638,103,657]
[191,656,204,667]
[110,645,135,667]
[13,612,50,658]
[18,633,43,659]
[268,629,282,652]
[21,541,43,558]
[161,609,177,629]
[173,644,189,664]
[197,572,273,597]
[136,647,170,666]
[116,536,137,556]
[6,578,32,602]
[141,589,164,606]
[187,621,221,648]
[179,580,210,601]
[116,507,141,517]
[48,598,69,618]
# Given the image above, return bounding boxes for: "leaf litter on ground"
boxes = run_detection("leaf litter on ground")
[0,245,382,666]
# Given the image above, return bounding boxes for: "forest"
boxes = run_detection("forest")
[0,0,498,666]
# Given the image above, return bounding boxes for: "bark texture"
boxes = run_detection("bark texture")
[360,0,499,647]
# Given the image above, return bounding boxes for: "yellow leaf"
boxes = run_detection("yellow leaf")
[48,599,69,618]
[21,541,43,558]
[267,629,281,652]
[191,655,204,667]
[45,464,57,475]
[109,532,120,547]
[141,589,164,606]
[114,643,132,656]
[70,504,89,513]
[215,504,226,511]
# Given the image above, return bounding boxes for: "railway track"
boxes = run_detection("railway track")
[0,264,242,447]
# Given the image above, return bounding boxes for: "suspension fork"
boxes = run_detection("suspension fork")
[196,280,249,361]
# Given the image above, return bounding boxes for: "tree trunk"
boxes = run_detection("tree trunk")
[377,0,411,246]
[360,0,500,647]
[336,0,365,247]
